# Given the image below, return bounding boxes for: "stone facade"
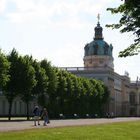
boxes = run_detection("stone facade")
[0,91,36,116]
[61,68,140,117]
[62,21,140,117]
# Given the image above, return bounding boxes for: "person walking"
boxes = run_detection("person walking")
[41,108,49,126]
[33,105,40,126]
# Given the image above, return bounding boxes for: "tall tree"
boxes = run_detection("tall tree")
[18,55,37,120]
[40,60,58,117]
[3,49,20,120]
[82,78,93,114]
[56,70,67,115]
[106,0,140,57]
[0,49,10,89]
[31,59,48,107]
[71,76,81,115]
[64,73,74,115]
[76,78,87,115]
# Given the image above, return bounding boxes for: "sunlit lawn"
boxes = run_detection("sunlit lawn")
[0,121,140,140]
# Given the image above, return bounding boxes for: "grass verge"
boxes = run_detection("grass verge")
[0,121,140,140]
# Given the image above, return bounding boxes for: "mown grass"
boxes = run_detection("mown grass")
[0,121,140,140]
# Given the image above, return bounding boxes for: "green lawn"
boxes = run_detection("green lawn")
[0,121,140,140]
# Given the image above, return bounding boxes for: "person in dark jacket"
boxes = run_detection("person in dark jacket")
[33,106,40,126]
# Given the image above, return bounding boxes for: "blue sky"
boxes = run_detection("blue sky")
[0,0,140,81]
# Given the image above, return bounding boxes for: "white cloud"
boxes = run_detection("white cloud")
[47,42,83,67]
[12,0,36,12]
[5,0,113,27]
[0,0,6,14]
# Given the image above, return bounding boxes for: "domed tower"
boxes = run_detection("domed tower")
[83,15,114,70]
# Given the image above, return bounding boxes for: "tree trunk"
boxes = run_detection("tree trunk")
[8,100,13,120]
[26,102,30,120]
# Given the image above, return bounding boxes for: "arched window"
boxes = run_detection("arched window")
[129,92,136,105]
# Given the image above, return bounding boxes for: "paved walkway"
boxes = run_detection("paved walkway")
[0,117,140,132]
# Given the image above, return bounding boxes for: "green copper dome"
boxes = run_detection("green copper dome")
[84,22,113,57]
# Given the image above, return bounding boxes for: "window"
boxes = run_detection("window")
[19,101,22,114]
[0,90,3,95]
[130,94,136,105]
[2,100,6,114]
[99,60,103,64]
[139,94,140,104]
[14,101,17,114]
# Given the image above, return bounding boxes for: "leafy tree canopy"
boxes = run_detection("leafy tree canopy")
[106,0,140,57]
[0,49,10,88]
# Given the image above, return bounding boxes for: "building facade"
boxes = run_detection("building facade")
[62,20,140,117]
[0,92,36,116]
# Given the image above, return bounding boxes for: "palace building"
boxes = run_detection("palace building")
[0,17,140,117]
[62,18,140,117]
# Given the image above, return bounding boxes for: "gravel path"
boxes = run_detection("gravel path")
[0,117,140,132]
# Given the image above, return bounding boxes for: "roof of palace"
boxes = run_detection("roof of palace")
[84,22,113,57]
